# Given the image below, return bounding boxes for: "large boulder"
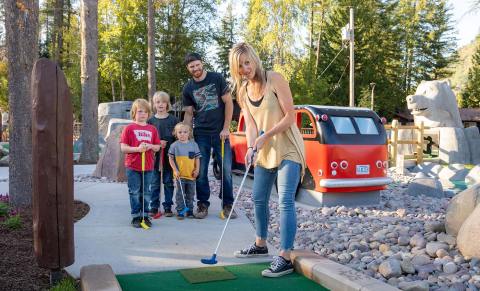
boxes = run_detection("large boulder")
[466,165,480,185]
[406,178,444,198]
[438,127,470,164]
[445,184,480,236]
[457,204,480,258]
[106,118,132,138]
[98,101,133,138]
[465,126,480,164]
[93,126,127,182]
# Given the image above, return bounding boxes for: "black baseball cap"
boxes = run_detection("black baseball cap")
[184,52,202,66]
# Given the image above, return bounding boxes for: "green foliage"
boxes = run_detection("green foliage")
[0,61,7,111]
[0,202,8,217]
[462,36,480,108]
[3,215,22,230]
[50,277,76,291]
[214,2,238,79]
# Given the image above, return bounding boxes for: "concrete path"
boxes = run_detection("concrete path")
[0,165,273,278]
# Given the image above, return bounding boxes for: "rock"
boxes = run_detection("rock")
[406,178,444,198]
[436,248,449,258]
[379,244,391,254]
[397,208,407,217]
[98,101,133,138]
[401,259,416,274]
[457,204,480,258]
[379,259,402,278]
[412,254,432,266]
[443,262,458,274]
[426,242,448,257]
[465,126,480,164]
[92,126,127,182]
[438,164,469,181]
[445,184,480,236]
[398,280,429,291]
[425,221,446,233]
[415,172,429,179]
[398,236,410,246]
[437,233,456,246]
[438,127,470,164]
[321,207,335,216]
[465,165,480,185]
[410,234,427,248]
[449,282,467,291]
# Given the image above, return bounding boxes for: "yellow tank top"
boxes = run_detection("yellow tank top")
[245,72,306,177]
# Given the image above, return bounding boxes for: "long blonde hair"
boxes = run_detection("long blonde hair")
[229,42,265,108]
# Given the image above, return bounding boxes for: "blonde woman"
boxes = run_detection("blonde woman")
[229,43,306,277]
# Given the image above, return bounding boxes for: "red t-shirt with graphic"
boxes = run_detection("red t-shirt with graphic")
[120,123,161,171]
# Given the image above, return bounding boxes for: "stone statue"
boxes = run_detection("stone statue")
[406,80,463,128]
[406,80,480,164]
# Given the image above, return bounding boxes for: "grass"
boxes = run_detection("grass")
[3,214,22,229]
[0,202,8,217]
[50,277,76,291]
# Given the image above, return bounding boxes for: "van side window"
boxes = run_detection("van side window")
[331,116,356,134]
[354,117,379,135]
[299,112,314,135]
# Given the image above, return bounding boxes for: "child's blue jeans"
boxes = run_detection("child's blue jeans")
[252,160,301,251]
[175,179,195,212]
[126,168,153,218]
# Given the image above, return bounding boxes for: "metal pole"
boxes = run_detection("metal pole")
[370,82,376,110]
[349,7,354,107]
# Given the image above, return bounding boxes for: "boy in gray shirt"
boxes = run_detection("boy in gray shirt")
[168,123,201,219]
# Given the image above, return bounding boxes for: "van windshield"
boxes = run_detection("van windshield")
[354,117,379,135]
[331,116,356,134]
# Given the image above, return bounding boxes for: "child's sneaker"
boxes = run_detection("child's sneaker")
[131,217,142,228]
[176,212,185,220]
[142,216,152,227]
[234,243,269,258]
[164,208,174,217]
[261,256,294,278]
[186,210,195,218]
[148,208,158,217]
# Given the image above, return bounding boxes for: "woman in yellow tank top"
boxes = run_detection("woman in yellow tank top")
[229,43,306,278]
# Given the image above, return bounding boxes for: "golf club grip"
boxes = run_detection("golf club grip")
[141,151,145,172]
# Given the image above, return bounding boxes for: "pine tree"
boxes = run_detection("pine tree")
[462,37,480,108]
[214,2,237,79]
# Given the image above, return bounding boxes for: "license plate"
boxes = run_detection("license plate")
[356,165,370,175]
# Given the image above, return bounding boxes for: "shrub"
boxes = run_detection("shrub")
[50,277,76,291]
[3,215,22,230]
[0,202,8,217]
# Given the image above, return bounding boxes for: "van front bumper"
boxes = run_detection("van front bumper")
[319,177,393,188]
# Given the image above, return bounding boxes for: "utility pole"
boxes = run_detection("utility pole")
[370,82,376,110]
[349,7,355,107]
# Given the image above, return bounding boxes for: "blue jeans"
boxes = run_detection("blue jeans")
[253,160,301,251]
[126,168,153,218]
[149,164,174,211]
[194,134,233,207]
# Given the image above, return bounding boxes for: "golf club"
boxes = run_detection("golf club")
[219,138,226,220]
[152,147,164,220]
[140,151,150,230]
[177,177,189,216]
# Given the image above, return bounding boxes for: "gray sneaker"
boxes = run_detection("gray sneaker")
[223,204,237,219]
[195,204,208,219]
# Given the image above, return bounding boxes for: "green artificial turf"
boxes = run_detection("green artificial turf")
[117,263,328,291]
[179,266,236,284]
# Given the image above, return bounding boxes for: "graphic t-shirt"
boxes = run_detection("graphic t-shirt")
[168,140,201,180]
[147,114,179,169]
[182,72,229,135]
[120,123,161,171]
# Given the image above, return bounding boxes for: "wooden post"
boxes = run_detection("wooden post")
[32,59,74,274]
[417,121,424,165]
[391,119,399,166]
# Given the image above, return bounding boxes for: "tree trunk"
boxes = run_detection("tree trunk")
[315,8,325,76]
[147,0,156,101]
[110,75,116,102]
[53,0,64,66]
[5,0,39,207]
[79,0,98,163]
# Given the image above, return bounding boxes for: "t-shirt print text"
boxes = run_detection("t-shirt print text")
[133,130,153,142]
[193,84,219,112]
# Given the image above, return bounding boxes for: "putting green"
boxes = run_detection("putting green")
[117,263,329,291]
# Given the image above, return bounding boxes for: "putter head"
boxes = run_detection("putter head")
[201,254,218,265]
[179,207,189,216]
[152,212,162,220]
[219,210,225,220]
[140,218,150,230]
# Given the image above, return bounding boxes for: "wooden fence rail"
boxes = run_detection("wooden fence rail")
[384,119,429,166]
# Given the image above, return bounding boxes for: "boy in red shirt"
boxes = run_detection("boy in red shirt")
[120,99,161,228]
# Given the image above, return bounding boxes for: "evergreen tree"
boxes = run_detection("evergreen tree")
[462,36,480,108]
[214,2,237,79]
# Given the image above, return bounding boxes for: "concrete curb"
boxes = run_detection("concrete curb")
[80,264,122,291]
[291,250,400,291]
